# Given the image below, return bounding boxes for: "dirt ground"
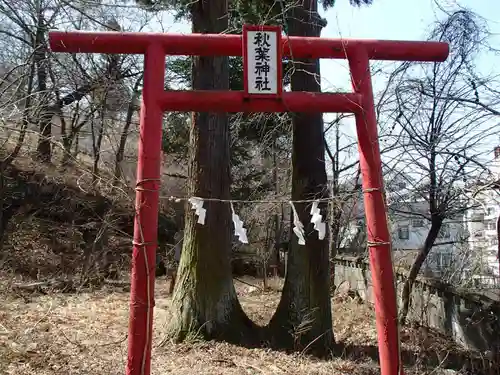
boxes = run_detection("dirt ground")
[0,276,474,375]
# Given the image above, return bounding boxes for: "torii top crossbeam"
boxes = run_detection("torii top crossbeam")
[50,30,448,61]
[49,31,448,114]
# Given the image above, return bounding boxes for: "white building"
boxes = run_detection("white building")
[335,147,500,285]
[463,147,500,286]
[337,173,466,278]
[387,200,466,277]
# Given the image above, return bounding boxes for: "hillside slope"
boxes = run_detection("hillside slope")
[0,155,177,286]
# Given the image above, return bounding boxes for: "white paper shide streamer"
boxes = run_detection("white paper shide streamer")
[230,203,248,244]
[310,200,326,240]
[184,196,324,245]
[188,197,206,225]
[289,202,306,245]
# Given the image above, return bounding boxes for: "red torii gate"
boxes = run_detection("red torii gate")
[48,30,449,375]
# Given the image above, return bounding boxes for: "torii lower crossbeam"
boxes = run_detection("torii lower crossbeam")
[49,30,449,375]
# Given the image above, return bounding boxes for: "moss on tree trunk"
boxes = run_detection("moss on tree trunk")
[267,0,334,357]
[167,0,256,345]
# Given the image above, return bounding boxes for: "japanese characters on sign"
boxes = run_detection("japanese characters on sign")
[243,26,282,97]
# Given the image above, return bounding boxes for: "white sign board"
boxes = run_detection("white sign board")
[244,28,281,96]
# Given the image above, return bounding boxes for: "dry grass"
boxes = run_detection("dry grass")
[0,137,478,374]
[0,276,472,375]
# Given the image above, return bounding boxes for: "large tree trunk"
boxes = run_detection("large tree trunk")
[399,216,443,325]
[268,1,333,356]
[168,0,256,344]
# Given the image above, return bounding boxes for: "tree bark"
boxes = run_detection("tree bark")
[34,5,51,162]
[267,1,333,356]
[73,134,79,158]
[61,106,97,166]
[168,0,256,344]
[399,216,443,325]
[61,105,79,166]
[114,75,142,181]
[271,140,283,274]
[91,100,107,184]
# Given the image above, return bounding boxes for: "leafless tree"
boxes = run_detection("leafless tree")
[378,10,498,324]
[0,0,159,283]
[0,0,148,167]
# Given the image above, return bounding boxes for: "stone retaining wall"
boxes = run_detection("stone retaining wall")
[334,255,500,353]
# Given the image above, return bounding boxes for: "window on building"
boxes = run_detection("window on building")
[487,220,497,231]
[442,253,452,268]
[433,253,452,269]
[412,219,425,228]
[435,254,442,268]
[398,225,410,240]
[437,224,451,239]
[487,207,494,216]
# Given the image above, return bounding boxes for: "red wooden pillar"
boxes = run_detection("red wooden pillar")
[127,43,165,375]
[348,46,403,375]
